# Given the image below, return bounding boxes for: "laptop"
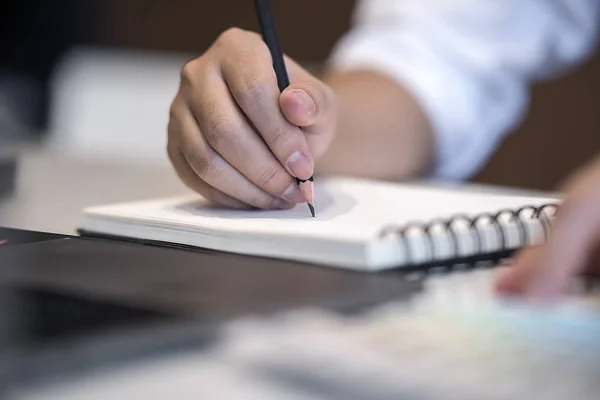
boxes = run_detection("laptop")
[0,227,417,395]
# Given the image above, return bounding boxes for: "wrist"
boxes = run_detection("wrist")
[317,69,435,180]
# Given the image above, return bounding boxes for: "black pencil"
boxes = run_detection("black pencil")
[253,0,315,217]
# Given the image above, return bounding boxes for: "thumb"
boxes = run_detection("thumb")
[279,58,336,139]
[495,246,543,296]
[279,81,337,160]
[280,83,320,128]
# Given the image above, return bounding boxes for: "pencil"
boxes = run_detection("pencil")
[253,0,315,217]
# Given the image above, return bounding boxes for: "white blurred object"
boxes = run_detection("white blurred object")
[47,47,192,166]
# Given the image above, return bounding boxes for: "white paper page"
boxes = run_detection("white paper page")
[83,177,556,245]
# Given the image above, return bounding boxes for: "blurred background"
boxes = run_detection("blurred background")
[2,0,600,197]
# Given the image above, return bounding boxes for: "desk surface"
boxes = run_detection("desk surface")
[0,149,189,234]
[0,149,558,236]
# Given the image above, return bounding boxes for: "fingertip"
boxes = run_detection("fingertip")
[286,151,314,181]
[494,246,568,304]
[280,88,317,127]
[494,266,522,295]
[493,248,539,296]
[520,249,569,302]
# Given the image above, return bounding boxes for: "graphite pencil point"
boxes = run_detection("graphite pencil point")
[297,176,315,217]
[308,203,315,218]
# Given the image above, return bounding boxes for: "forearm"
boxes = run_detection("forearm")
[319,0,600,182]
[316,69,435,181]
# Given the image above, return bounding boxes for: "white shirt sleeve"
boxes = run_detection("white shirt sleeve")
[329,0,600,180]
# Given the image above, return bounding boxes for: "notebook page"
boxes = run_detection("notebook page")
[83,177,555,244]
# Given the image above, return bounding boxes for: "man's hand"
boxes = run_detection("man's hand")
[168,28,337,209]
[496,156,600,302]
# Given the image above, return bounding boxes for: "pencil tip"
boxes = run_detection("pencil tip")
[297,177,315,217]
[308,203,315,217]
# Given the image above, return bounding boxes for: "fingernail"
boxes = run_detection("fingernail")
[281,182,306,203]
[290,90,316,115]
[272,198,295,210]
[286,151,313,180]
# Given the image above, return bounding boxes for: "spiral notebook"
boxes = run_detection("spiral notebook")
[79,177,558,272]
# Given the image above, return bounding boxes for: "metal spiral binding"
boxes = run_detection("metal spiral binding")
[378,203,558,273]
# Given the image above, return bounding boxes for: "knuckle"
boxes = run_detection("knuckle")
[217,27,248,48]
[180,59,199,87]
[205,118,239,149]
[183,145,221,182]
[256,164,281,190]
[268,125,291,149]
[250,37,271,59]
[199,157,223,183]
[239,74,270,106]
[215,28,266,64]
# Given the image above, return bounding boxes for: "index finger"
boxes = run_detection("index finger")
[524,196,600,301]
[220,38,314,180]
